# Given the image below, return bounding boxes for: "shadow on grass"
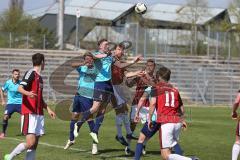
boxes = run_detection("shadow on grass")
[98,148,134,159]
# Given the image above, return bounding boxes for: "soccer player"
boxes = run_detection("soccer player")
[0,69,22,138]
[4,53,56,160]
[79,39,115,144]
[80,39,142,146]
[148,66,199,160]
[134,67,184,160]
[231,90,240,160]
[64,52,97,153]
[65,52,104,154]
[125,59,156,153]
[111,43,143,154]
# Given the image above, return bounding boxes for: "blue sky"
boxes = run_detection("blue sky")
[0,0,233,14]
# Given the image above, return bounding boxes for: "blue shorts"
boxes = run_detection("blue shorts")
[72,95,93,113]
[141,122,161,138]
[4,104,21,117]
[93,80,113,102]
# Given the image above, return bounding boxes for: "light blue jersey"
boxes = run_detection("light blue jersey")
[1,79,22,104]
[76,66,96,99]
[144,86,157,122]
[145,86,152,97]
[92,51,113,82]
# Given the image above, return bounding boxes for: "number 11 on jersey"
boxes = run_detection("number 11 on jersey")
[165,91,175,107]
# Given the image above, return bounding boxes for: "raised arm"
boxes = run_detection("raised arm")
[93,53,108,59]
[71,62,86,68]
[114,55,142,69]
[125,70,145,78]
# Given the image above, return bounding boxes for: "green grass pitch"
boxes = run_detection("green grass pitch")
[0,106,236,160]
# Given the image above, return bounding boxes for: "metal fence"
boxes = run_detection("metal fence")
[83,23,240,59]
[0,32,56,50]
[0,24,240,59]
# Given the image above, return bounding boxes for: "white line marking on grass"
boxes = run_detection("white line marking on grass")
[5,137,132,160]
[5,137,86,152]
[116,158,132,160]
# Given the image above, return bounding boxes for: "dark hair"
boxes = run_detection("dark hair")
[12,69,20,73]
[146,59,156,66]
[97,38,108,46]
[156,66,171,82]
[32,53,45,66]
[115,43,125,50]
[83,51,93,59]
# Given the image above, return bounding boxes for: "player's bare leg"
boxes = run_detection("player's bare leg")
[232,135,240,160]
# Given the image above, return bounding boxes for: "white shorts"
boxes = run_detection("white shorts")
[130,105,157,124]
[160,123,182,149]
[113,85,127,106]
[21,114,45,136]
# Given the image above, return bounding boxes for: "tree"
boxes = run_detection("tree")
[177,0,209,55]
[10,0,24,11]
[0,6,56,49]
[225,0,240,57]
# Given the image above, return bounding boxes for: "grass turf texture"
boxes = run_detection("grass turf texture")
[0,106,235,160]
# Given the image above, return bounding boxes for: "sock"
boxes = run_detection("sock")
[8,143,26,159]
[134,143,143,160]
[93,115,104,134]
[87,120,95,133]
[123,113,132,135]
[69,120,76,141]
[168,154,191,160]
[173,143,183,155]
[116,114,123,137]
[232,143,240,160]
[76,120,84,132]
[25,149,36,160]
[80,110,91,122]
[2,119,8,134]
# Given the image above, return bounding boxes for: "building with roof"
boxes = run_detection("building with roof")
[28,0,237,54]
